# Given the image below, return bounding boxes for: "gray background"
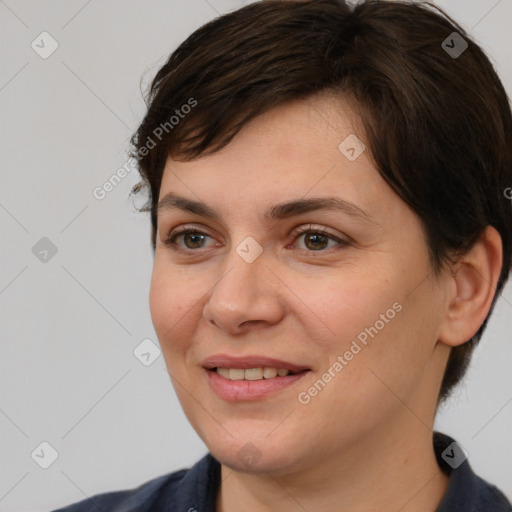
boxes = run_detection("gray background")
[0,1,510,510]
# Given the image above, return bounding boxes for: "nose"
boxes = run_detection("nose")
[202,245,284,334]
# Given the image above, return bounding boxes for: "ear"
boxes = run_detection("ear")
[438,226,503,347]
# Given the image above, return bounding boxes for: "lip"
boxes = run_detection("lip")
[206,370,310,401]
[202,354,311,402]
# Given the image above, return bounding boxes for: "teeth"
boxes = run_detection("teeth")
[229,368,245,380]
[217,367,230,379]
[245,368,263,380]
[215,367,292,380]
[263,367,278,379]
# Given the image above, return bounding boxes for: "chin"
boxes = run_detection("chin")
[204,432,303,475]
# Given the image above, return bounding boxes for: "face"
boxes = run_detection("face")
[150,92,451,476]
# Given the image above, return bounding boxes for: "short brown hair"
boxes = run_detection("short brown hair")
[130,0,512,402]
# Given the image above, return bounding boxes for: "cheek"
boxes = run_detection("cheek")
[310,271,424,390]
[327,287,440,411]
[149,262,201,352]
[316,272,398,347]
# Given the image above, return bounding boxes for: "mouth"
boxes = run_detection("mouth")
[203,354,310,373]
[210,366,307,380]
[202,355,311,401]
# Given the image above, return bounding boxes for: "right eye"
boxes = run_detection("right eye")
[164,228,218,252]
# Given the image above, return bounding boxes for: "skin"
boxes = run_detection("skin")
[149,91,502,512]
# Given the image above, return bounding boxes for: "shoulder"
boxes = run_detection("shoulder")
[434,432,512,512]
[441,470,512,512]
[50,470,188,512]
[50,453,220,512]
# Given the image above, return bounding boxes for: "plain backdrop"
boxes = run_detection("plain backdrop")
[0,1,511,511]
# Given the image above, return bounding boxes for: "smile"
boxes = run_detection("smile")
[206,367,310,401]
[214,367,298,380]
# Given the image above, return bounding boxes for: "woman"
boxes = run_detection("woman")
[53,0,512,510]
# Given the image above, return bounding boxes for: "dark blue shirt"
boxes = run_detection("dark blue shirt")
[51,432,511,511]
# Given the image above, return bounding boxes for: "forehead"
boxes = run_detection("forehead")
[232,91,362,149]
[163,93,365,179]
[157,92,395,224]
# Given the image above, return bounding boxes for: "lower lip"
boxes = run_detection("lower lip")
[206,369,310,401]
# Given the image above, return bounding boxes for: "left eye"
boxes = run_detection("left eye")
[292,229,346,251]
[164,227,348,252]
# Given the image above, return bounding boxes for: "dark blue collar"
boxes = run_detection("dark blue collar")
[434,432,511,511]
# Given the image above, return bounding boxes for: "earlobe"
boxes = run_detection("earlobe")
[439,226,503,347]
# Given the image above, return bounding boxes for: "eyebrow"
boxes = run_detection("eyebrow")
[156,192,377,225]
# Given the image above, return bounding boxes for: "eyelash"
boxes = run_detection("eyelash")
[163,224,349,254]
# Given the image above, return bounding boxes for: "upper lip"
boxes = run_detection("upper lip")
[202,354,310,373]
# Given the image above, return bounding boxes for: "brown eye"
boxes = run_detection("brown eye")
[290,225,349,253]
[302,232,330,251]
[181,232,208,249]
[165,229,214,251]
